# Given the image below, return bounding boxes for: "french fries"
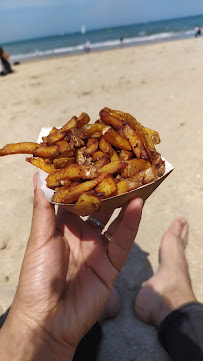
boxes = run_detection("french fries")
[74,194,101,216]
[120,159,151,178]
[46,164,97,188]
[95,175,117,198]
[52,178,100,204]
[0,142,39,156]
[26,157,56,174]
[103,127,132,151]
[0,107,165,215]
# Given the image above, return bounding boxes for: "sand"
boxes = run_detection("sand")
[0,37,203,360]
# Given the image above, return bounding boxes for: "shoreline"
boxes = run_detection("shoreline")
[10,32,197,64]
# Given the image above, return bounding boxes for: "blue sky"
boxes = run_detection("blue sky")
[1,0,203,43]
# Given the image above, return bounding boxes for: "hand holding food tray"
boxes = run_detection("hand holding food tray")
[0,107,174,215]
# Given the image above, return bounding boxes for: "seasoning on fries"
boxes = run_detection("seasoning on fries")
[0,107,165,215]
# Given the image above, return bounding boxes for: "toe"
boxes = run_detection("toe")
[160,218,188,252]
[135,286,151,323]
[168,218,189,249]
[169,217,188,238]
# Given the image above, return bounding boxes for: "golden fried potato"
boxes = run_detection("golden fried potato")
[152,154,165,177]
[44,158,53,164]
[95,118,106,125]
[50,180,72,202]
[74,193,101,216]
[77,112,90,127]
[103,127,132,151]
[84,124,105,137]
[123,124,143,158]
[144,127,160,145]
[116,179,130,195]
[53,157,75,169]
[102,108,125,122]
[102,108,158,160]
[99,137,114,156]
[121,159,151,178]
[119,150,133,161]
[33,144,59,159]
[110,151,119,162]
[46,117,77,145]
[70,132,85,149]
[90,131,102,139]
[124,115,157,160]
[140,167,157,184]
[99,137,119,161]
[124,174,144,190]
[46,164,97,188]
[26,157,56,174]
[71,127,87,140]
[99,107,123,128]
[94,155,110,169]
[76,147,87,165]
[95,175,117,198]
[86,138,98,155]
[0,142,39,156]
[92,151,106,161]
[46,131,67,145]
[57,140,75,157]
[59,178,100,204]
[98,160,127,175]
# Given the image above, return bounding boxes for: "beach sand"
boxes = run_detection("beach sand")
[0,37,203,360]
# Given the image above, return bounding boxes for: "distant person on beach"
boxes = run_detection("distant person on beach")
[0,46,13,76]
[84,40,91,53]
[195,25,202,37]
[120,36,124,47]
[0,175,203,361]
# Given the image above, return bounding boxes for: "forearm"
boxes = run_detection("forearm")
[0,311,76,361]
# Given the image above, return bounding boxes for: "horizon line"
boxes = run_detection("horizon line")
[1,12,203,45]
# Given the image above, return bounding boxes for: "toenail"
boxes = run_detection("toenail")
[179,218,187,225]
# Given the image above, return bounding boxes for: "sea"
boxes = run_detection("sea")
[2,14,203,63]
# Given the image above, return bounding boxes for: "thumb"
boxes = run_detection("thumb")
[28,173,56,249]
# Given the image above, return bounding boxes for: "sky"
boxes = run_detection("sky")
[1,0,203,43]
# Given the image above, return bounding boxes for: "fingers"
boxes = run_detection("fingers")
[28,173,56,247]
[107,198,143,272]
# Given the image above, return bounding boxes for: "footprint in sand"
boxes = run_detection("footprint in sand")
[0,238,8,250]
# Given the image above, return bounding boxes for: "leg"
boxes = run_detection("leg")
[73,322,102,361]
[135,218,203,360]
[1,57,13,74]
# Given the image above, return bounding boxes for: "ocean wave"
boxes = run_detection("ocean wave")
[9,29,196,62]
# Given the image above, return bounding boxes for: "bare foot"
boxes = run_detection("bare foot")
[99,288,120,323]
[135,218,197,327]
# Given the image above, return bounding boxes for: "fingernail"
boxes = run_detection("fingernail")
[33,173,38,190]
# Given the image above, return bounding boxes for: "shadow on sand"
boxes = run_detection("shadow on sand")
[98,243,170,361]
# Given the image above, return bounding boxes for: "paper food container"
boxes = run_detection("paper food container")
[37,128,174,215]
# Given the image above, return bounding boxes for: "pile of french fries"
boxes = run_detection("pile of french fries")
[0,107,165,215]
